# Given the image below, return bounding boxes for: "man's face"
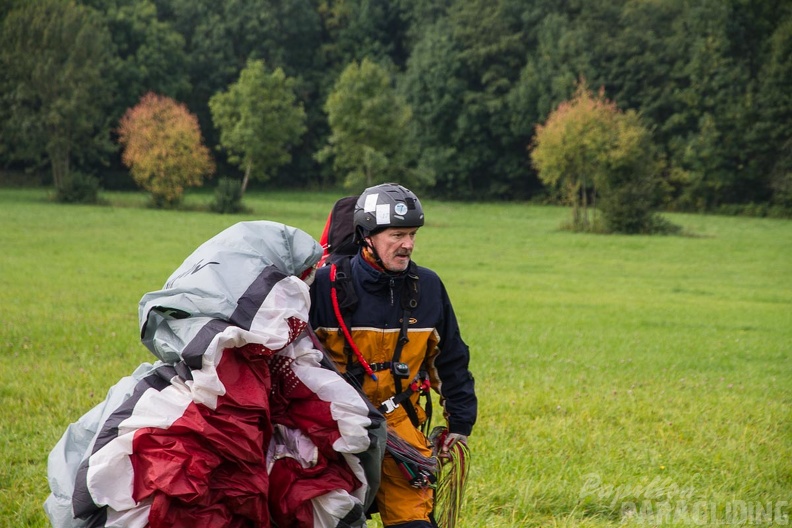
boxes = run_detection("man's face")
[367,227,419,272]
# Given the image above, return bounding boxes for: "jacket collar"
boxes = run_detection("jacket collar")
[352,252,407,295]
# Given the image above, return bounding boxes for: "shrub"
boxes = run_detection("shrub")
[55,172,101,204]
[767,204,792,219]
[210,177,245,214]
[711,202,792,219]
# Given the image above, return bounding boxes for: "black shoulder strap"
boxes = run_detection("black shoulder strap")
[391,262,422,427]
[333,255,358,312]
[330,256,367,384]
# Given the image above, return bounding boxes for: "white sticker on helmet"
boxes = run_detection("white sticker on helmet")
[394,202,408,215]
[376,204,390,224]
[364,193,379,213]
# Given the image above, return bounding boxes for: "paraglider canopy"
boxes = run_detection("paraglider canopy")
[44,220,386,528]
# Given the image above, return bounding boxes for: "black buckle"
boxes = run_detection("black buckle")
[392,361,410,379]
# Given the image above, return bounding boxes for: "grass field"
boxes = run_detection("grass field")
[1,188,790,527]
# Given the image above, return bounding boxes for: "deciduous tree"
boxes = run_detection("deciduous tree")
[118,92,214,207]
[531,83,615,229]
[155,0,323,169]
[316,59,412,190]
[209,59,306,195]
[0,0,115,189]
[402,0,543,198]
[752,16,792,210]
[400,18,464,194]
[97,0,191,118]
[531,82,673,234]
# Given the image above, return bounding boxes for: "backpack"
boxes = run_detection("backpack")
[318,196,358,268]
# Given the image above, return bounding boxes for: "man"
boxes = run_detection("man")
[310,183,477,528]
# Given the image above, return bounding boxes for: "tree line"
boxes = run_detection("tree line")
[1,0,790,213]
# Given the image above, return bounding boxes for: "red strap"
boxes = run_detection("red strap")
[330,264,377,380]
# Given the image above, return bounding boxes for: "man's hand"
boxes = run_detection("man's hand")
[441,433,467,457]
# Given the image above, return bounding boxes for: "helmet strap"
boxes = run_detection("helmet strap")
[362,240,387,271]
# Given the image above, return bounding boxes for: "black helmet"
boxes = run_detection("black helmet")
[354,183,424,240]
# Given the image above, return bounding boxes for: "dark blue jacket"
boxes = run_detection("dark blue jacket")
[309,253,477,436]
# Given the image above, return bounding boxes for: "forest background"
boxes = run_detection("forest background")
[1,0,791,214]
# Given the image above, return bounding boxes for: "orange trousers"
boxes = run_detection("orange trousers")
[374,408,434,527]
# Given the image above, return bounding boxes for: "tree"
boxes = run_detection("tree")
[531,82,673,234]
[95,0,191,119]
[317,0,405,71]
[752,15,792,210]
[117,92,214,207]
[400,18,464,194]
[155,0,323,164]
[401,0,546,198]
[0,0,115,189]
[668,0,748,210]
[316,59,413,190]
[209,59,306,195]
[531,83,615,229]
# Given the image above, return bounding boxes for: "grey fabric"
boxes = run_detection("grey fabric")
[43,362,161,527]
[139,221,322,362]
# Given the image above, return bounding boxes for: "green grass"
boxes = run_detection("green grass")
[1,188,790,527]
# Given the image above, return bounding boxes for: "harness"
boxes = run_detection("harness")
[329,256,432,432]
